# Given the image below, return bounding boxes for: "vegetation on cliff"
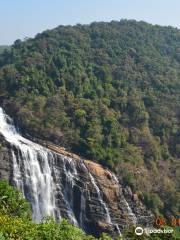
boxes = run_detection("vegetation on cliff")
[0,20,179,218]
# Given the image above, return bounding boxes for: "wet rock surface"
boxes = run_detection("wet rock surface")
[0,136,153,237]
[0,106,153,237]
[0,135,13,181]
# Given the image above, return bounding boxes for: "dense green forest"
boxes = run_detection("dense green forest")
[0,46,10,54]
[0,20,179,219]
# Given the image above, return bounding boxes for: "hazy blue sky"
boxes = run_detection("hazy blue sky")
[1,0,180,45]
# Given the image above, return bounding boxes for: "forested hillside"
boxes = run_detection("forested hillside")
[0,46,10,54]
[0,20,179,218]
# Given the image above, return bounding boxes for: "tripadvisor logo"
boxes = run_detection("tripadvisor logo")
[135,227,144,236]
[135,226,174,236]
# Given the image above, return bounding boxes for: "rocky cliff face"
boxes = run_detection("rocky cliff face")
[0,140,153,237]
[0,136,12,180]
[0,107,153,237]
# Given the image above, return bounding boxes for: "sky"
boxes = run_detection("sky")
[1,0,180,45]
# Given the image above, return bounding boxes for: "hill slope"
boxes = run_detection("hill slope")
[0,20,179,218]
[0,45,10,54]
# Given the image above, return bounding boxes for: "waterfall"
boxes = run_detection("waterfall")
[81,162,113,224]
[112,173,137,225]
[0,107,139,236]
[88,172,112,224]
[124,200,137,225]
[61,156,79,226]
[0,107,57,221]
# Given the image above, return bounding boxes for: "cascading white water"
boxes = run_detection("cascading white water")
[0,107,139,236]
[124,199,137,225]
[0,107,56,221]
[61,156,79,226]
[89,172,112,224]
[82,162,112,224]
[112,173,137,225]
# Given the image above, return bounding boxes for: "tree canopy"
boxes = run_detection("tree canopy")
[0,20,179,219]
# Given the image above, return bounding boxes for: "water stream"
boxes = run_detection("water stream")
[0,107,137,235]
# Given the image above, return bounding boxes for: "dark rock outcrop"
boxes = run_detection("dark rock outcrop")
[0,135,153,237]
[0,135,12,181]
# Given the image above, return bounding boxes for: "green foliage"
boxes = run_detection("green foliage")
[122,169,135,187]
[0,20,179,217]
[0,215,91,240]
[0,46,10,54]
[143,192,164,214]
[1,20,179,165]
[0,180,31,219]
